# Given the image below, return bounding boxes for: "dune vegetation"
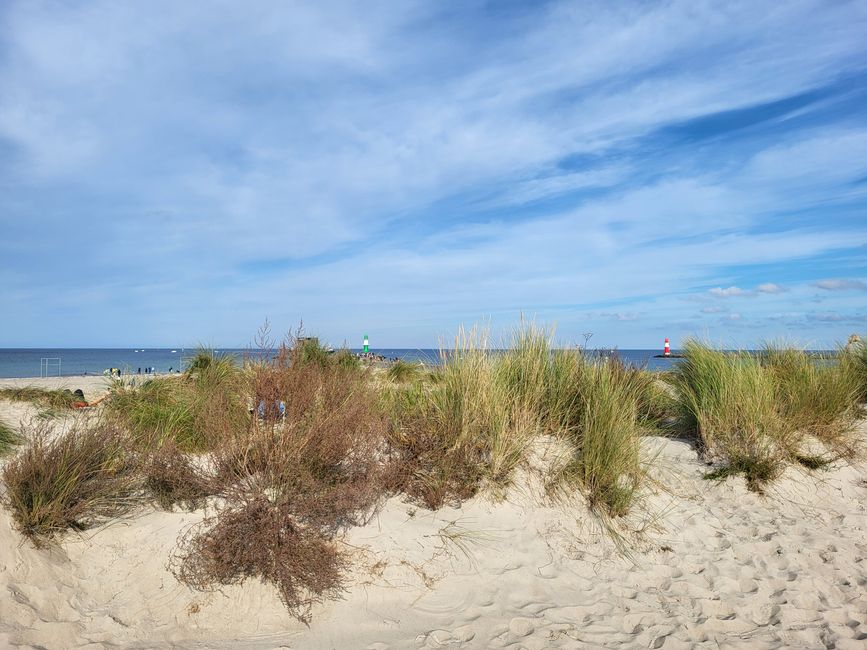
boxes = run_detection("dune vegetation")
[0,418,21,456]
[0,324,864,621]
[0,386,81,409]
[674,341,863,491]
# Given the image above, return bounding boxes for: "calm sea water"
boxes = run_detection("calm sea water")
[0,348,682,379]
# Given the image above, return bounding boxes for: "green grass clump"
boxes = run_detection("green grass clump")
[547,356,646,517]
[109,350,248,451]
[294,338,331,368]
[0,386,79,409]
[843,338,867,400]
[332,348,361,371]
[0,418,22,455]
[763,344,862,456]
[385,328,528,508]
[1,423,140,543]
[385,324,655,517]
[495,323,553,426]
[386,359,422,383]
[674,341,796,491]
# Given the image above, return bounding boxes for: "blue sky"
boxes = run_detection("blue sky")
[1,0,866,349]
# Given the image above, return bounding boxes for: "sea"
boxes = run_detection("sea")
[0,348,682,379]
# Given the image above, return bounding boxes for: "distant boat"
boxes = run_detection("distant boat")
[171,350,177,353]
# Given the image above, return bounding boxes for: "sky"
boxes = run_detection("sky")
[1,0,866,349]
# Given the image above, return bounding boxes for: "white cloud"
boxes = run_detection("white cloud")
[599,312,640,322]
[709,286,748,298]
[756,283,786,294]
[813,279,867,291]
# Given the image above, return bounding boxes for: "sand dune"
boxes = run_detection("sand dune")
[1,417,866,648]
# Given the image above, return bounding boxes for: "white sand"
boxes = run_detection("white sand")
[1,398,866,648]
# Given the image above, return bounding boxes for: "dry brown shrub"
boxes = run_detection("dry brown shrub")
[143,443,215,511]
[171,496,346,624]
[217,349,387,529]
[172,334,389,622]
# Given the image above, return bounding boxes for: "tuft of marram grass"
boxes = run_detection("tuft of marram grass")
[0,386,79,410]
[843,339,867,401]
[763,344,862,458]
[108,349,248,452]
[385,325,659,516]
[547,357,646,517]
[1,422,140,543]
[0,418,22,456]
[384,328,530,508]
[674,341,797,491]
[386,359,422,383]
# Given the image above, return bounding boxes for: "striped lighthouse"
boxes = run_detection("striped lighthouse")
[363,334,369,354]
[663,338,671,357]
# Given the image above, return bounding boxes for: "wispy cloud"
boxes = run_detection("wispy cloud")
[756,283,786,294]
[813,279,867,291]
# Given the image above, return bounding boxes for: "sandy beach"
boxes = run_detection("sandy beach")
[1,385,865,649]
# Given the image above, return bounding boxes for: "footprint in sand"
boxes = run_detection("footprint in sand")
[508,617,535,637]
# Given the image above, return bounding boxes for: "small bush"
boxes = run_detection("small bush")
[217,357,385,527]
[1,423,140,543]
[0,418,21,455]
[174,347,385,622]
[172,496,346,624]
[294,338,331,368]
[143,444,214,510]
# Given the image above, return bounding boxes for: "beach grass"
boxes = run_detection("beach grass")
[384,328,531,509]
[674,341,797,491]
[0,418,21,456]
[108,350,248,451]
[384,325,658,517]
[386,359,422,383]
[845,339,867,400]
[763,344,862,458]
[3,323,866,621]
[332,348,361,371]
[1,423,140,543]
[546,356,646,517]
[0,386,80,409]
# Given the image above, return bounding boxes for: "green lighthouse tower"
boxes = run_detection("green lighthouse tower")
[363,334,369,353]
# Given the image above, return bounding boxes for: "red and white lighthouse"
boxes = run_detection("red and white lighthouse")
[663,338,671,357]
